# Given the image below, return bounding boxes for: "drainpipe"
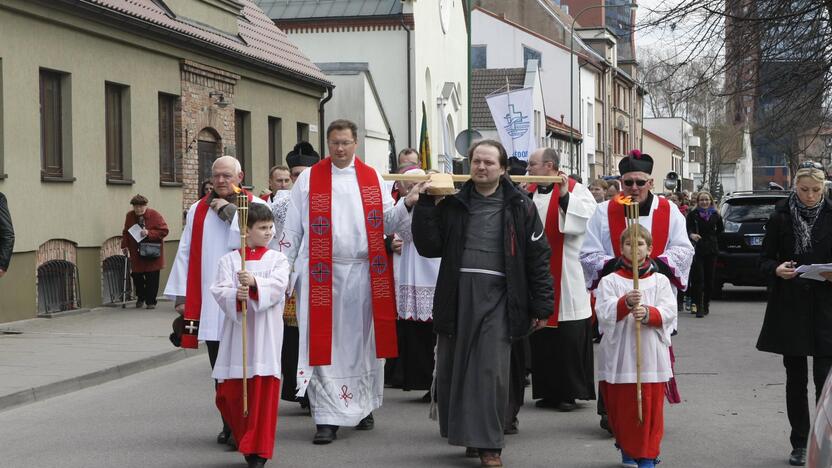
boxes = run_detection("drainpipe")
[401,17,413,147]
[318,87,333,153]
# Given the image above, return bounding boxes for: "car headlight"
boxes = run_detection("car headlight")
[724,221,741,233]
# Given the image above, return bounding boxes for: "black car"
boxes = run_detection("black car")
[713,190,791,296]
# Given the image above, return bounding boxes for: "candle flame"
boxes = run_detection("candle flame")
[232,185,242,194]
[614,193,634,206]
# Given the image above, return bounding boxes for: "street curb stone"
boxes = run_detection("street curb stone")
[0,347,205,413]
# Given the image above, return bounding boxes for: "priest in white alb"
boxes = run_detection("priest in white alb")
[580,150,693,292]
[580,150,693,431]
[282,119,417,445]
[164,155,267,445]
[526,148,598,411]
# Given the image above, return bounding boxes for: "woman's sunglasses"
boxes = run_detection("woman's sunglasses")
[622,179,649,187]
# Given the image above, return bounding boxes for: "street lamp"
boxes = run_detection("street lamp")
[569,2,637,178]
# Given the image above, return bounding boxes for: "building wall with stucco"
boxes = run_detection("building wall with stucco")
[0,0,325,322]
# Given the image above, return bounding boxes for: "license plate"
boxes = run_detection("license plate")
[747,236,764,246]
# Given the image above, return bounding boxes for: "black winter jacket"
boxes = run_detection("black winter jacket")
[0,193,13,272]
[411,177,555,339]
[757,198,832,357]
[686,209,724,256]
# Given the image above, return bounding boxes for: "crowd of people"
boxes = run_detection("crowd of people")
[99,117,827,468]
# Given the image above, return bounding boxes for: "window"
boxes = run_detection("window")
[105,82,131,182]
[472,45,487,69]
[40,69,72,180]
[158,93,179,183]
[297,122,309,143]
[235,110,251,185]
[268,117,282,168]
[586,102,594,137]
[523,46,542,68]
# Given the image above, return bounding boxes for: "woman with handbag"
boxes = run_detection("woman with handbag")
[686,191,723,318]
[757,163,832,466]
[121,194,169,309]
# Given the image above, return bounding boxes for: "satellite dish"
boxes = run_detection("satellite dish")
[454,129,483,157]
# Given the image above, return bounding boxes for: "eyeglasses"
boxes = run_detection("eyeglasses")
[622,179,649,187]
[328,140,355,148]
[799,161,824,170]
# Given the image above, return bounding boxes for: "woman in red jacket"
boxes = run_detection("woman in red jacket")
[121,194,169,309]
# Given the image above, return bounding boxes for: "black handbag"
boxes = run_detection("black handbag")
[138,241,162,258]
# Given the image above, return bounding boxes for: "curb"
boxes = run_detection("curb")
[0,347,205,413]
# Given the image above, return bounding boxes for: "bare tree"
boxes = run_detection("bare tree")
[640,0,832,172]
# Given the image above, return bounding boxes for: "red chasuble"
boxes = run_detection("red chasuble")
[181,190,253,349]
[608,196,671,258]
[307,157,398,366]
[529,176,577,327]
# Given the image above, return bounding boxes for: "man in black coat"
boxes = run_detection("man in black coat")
[411,139,554,467]
[0,192,13,278]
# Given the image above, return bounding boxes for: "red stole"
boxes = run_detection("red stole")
[182,191,253,349]
[533,177,577,327]
[308,157,397,366]
[608,196,671,258]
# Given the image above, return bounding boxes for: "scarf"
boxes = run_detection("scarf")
[696,206,716,221]
[789,192,824,255]
[617,257,656,278]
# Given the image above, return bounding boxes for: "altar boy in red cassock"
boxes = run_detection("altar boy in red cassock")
[595,224,677,468]
[211,203,290,468]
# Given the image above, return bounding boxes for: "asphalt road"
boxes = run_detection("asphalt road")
[0,287,806,468]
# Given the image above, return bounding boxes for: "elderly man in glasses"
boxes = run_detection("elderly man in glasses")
[579,150,694,433]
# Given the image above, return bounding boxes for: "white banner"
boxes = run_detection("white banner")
[486,87,534,161]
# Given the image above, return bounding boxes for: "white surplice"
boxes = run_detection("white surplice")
[393,198,441,321]
[531,182,597,322]
[595,272,677,383]
[282,157,410,426]
[164,197,268,342]
[210,249,290,381]
[579,195,694,290]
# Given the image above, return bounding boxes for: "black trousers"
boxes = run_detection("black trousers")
[689,254,716,311]
[205,340,231,434]
[783,355,832,448]
[131,270,160,305]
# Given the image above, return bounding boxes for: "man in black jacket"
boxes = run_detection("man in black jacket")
[412,140,554,467]
[0,192,13,278]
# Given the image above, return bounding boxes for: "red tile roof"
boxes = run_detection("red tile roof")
[77,0,330,86]
[545,116,582,140]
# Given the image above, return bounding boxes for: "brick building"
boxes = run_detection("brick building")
[0,0,330,322]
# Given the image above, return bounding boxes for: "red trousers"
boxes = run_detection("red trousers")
[600,381,665,459]
[216,376,280,459]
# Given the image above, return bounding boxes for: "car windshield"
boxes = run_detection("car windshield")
[722,198,782,223]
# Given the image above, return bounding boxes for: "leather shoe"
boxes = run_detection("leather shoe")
[312,425,338,444]
[479,450,503,467]
[503,418,518,435]
[789,447,806,466]
[557,400,578,412]
[355,412,374,430]
[534,398,557,408]
[245,455,267,468]
[216,429,230,444]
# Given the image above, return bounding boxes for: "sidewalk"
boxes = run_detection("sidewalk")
[0,301,203,412]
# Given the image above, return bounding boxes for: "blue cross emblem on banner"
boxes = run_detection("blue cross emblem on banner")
[367,209,383,229]
[503,104,531,139]
[311,262,331,283]
[370,255,387,274]
[311,216,331,235]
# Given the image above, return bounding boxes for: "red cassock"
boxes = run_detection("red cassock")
[216,376,281,459]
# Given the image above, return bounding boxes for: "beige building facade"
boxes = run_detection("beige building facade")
[0,0,329,323]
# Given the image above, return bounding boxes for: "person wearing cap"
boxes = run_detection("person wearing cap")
[287,141,321,184]
[121,194,169,309]
[274,142,320,411]
[579,150,693,437]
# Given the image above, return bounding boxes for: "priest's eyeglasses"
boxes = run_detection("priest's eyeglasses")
[622,179,649,187]
[799,161,823,170]
[328,140,355,148]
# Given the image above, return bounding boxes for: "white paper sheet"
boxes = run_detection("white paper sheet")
[128,224,146,243]
[795,263,832,282]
